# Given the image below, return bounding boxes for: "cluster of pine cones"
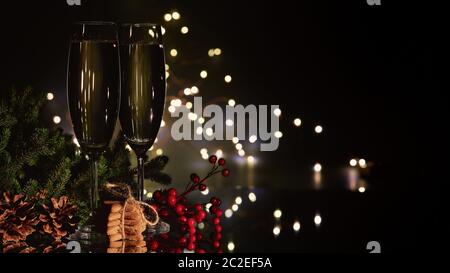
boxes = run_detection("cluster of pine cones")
[0,192,78,253]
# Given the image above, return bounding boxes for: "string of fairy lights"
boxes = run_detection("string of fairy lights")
[44,9,371,252]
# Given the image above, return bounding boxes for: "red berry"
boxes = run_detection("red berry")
[159,209,169,218]
[178,216,187,224]
[190,173,200,184]
[198,210,206,219]
[196,249,206,253]
[209,155,217,164]
[199,184,207,191]
[187,242,196,251]
[196,233,203,241]
[213,232,222,241]
[178,237,187,246]
[167,188,177,196]
[194,204,203,211]
[189,235,196,243]
[153,190,163,201]
[210,206,218,214]
[213,217,220,225]
[167,195,177,207]
[221,169,230,177]
[218,158,226,166]
[212,241,220,249]
[215,209,223,218]
[215,225,222,233]
[187,218,196,227]
[189,227,196,235]
[150,240,159,251]
[175,204,185,215]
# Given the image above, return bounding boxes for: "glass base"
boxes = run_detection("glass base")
[68,224,107,253]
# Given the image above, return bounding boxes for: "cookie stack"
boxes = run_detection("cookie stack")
[106,201,147,253]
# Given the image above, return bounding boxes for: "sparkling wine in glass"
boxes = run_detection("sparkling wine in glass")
[67,21,120,221]
[119,23,166,201]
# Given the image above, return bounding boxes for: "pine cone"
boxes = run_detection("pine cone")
[2,241,36,253]
[0,192,39,244]
[42,240,67,253]
[38,196,78,240]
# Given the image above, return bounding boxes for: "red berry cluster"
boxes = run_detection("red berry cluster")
[147,155,229,253]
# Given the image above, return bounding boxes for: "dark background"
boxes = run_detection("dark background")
[0,0,446,252]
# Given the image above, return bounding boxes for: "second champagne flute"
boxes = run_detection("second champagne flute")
[119,24,166,200]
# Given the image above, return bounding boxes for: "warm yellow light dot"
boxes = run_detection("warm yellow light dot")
[227,241,235,252]
[47,92,54,100]
[315,125,323,134]
[293,118,301,127]
[358,159,367,168]
[196,127,203,135]
[200,148,208,155]
[228,99,236,107]
[181,26,189,34]
[249,135,257,143]
[274,131,283,138]
[208,49,215,57]
[186,102,193,109]
[232,137,239,144]
[148,29,155,37]
[156,149,163,156]
[205,203,212,212]
[184,88,191,96]
[172,11,180,20]
[235,196,242,205]
[224,75,232,83]
[231,204,239,212]
[238,149,245,157]
[247,156,255,164]
[205,128,213,136]
[314,163,322,172]
[165,71,169,79]
[248,192,256,202]
[146,192,153,198]
[190,86,199,94]
[165,64,169,71]
[225,209,233,218]
[215,149,223,158]
[198,117,205,124]
[226,119,234,126]
[53,116,61,124]
[273,108,281,117]
[170,49,178,57]
[235,143,243,150]
[201,153,209,160]
[149,146,154,151]
[160,120,165,127]
[314,213,322,226]
[350,159,358,167]
[161,26,166,35]
[273,209,282,219]
[188,112,198,121]
[200,70,208,78]
[293,221,301,232]
[168,105,176,113]
[273,226,281,236]
[214,48,222,55]
[164,13,172,21]
[358,186,366,193]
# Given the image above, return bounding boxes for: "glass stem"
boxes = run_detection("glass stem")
[137,155,145,201]
[89,158,99,214]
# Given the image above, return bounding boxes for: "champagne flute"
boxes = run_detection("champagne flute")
[119,23,166,201]
[67,22,120,220]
